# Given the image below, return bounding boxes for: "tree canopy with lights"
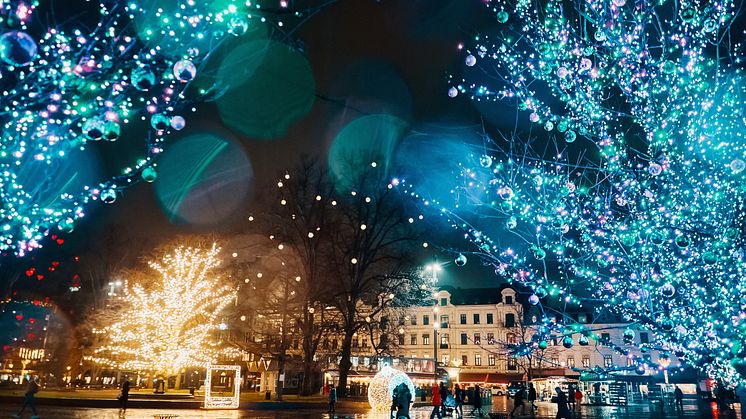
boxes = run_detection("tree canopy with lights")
[405,0,746,383]
[86,243,237,376]
[0,0,330,256]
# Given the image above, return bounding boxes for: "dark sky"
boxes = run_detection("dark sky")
[13,0,513,294]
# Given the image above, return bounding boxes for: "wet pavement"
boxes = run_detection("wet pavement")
[0,400,742,419]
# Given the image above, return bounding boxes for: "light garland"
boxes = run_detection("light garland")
[0,0,326,256]
[86,243,237,375]
[401,0,746,384]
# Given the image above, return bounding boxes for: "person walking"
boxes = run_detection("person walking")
[396,383,412,419]
[118,380,131,413]
[573,388,583,413]
[439,382,449,416]
[454,384,464,418]
[328,384,337,415]
[552,387,570,419]
[510,386,526,418]
[430,384,443,419]
[471,384,484,417]
[528,383,537,411]
[674,386,684,411]
[567,385,575,411]
[12,376,40,419]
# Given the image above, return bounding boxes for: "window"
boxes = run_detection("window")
[332,339,338,349]
[473,313,481,324]
[505,295,513,304]
[440,297,448,306]
[639,332,649,343]
[508,357,517,370]
[488,354,496,366]
[550,357,560,366]
[505,313,515,327]
[441,334,449,346]
[410,316,417,326]
[323,339,329,350]
[362,339,369,348]
[601,333,610,345]
[626,357,634,367]
[461,333,468,345]
[293,339,299,349]
[398,316,405,326]
[423,315,430,326]
[460,314,467,324]
[473,333,481,345]
[462,355,468,366]
[475,354,482,366]
[582,356,591,368]
[566,357,575,368]
[423,334,430,345]
[603,355,613,368]
[486,313,494,324]
[442,355,449,365]
[487,333,495,344]
[440,315,449,328]
[507,333,517,344]
[411,334,417,345]
[398,335,404,345]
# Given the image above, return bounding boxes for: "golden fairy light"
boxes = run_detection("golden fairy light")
[86,243,237,375]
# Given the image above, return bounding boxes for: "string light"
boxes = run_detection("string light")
[86,244,239,374]
[402,0,746,383]
[0,0,326,256]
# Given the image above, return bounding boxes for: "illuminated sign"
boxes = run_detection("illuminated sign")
[204,365,241,409]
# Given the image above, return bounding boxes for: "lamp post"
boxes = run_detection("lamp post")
[434,321,440,378]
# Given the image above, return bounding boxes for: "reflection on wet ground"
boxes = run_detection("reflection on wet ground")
[0,400,740,419]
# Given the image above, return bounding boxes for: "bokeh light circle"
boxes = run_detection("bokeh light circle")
[155,132,254,225]
[216,40,315,139]
[0,31,37,66]
[328,114,409,191]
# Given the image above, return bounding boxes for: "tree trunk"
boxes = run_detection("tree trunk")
[175,372,182,390]
[301,352,315,396]
[301,309,317,396]
[337,331,354,398]
[275,355,285,401]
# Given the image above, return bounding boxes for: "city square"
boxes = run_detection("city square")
[0,0,745,418]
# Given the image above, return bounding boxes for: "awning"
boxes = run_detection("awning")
[458,372,523,384]
[532,368,580,379]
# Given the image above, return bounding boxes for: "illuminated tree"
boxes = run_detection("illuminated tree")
[0,0,333,256]
[405,0,746,383]
[86,243,237,387]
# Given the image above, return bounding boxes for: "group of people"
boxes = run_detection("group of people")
[429,382,484,418]
[509,383,582,418]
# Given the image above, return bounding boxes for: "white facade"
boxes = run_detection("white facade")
[394,287,671,381]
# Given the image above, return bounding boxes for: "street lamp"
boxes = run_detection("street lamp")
[433,319,440,376]
[424,262,443,284]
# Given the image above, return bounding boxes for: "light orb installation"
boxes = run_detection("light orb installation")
[367,366,415,413]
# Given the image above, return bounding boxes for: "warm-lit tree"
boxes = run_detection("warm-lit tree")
[85,243,237,388]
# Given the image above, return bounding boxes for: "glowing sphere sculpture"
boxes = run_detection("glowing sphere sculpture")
[367,366,415,413]
[0,0,327,256]
[400,0,746,384]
